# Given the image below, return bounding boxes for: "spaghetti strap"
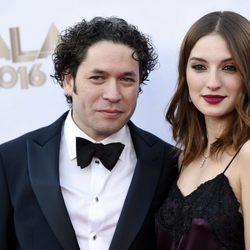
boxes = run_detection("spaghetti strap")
[223,147,242,174]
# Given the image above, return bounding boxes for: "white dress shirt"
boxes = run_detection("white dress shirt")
[59,111,136,250]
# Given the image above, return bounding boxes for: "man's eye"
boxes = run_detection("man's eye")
[191,64,206,71]
[90,76,103,80]
[121,77,135,82]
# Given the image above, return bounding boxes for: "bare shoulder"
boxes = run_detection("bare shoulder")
[238,142,250,248]
[238,139,250,180]
[239,139,250,163]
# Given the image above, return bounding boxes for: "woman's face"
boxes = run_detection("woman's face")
[186,33,243,120]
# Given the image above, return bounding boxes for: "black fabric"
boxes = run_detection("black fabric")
[0,111,179,250]
[155,173,244,250]
[76,137,125,171]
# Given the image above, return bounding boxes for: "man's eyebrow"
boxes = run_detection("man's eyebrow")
[90,69,138,76]
[122,71,137,76]
[90,69,105,74]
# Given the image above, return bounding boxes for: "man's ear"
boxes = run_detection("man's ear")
[63,73,74,96]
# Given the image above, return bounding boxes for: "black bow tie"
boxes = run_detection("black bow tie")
[76,137,125,171]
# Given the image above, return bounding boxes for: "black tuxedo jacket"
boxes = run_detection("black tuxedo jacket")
[0,112,178,250]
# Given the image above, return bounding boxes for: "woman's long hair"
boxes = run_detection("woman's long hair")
[166,11,250,166]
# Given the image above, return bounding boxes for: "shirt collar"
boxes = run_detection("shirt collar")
[63,110,129,161]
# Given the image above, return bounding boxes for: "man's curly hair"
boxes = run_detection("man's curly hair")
[51,17,158,104]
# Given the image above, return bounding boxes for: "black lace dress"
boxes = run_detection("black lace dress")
[155,151,245,250]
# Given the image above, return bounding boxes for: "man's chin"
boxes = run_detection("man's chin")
[93,125,124,140]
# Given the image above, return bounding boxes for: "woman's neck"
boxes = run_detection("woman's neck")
[205,115,230,144]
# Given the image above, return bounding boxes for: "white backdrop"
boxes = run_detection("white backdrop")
[0,0,249,144]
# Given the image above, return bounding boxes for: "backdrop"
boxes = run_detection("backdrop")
[1,0,249,144]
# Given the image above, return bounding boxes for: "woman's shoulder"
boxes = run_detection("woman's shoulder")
[238,139,250,178]
[239,139,250,161]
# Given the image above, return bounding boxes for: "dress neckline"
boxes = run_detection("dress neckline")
[177,146,242,199]
[175,173,242,218]
[176,172,224,199]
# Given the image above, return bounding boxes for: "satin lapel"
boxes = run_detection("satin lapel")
[27,116,79,250]
[110,122,163,250]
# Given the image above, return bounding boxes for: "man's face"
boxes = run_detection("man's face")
[64,41,140,141]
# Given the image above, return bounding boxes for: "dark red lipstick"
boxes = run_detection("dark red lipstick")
[202,95,226,104]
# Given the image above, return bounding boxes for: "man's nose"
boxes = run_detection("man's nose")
[102,80,122,102]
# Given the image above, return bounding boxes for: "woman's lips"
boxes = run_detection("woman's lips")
[202,95,226,104]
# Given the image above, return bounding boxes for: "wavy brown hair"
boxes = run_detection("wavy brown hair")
[166,11,250,166]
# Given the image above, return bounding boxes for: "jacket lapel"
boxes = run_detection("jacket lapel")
[110,122,164,250]
[27,112,79,250]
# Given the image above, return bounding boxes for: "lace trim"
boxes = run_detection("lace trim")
[156,174,244,250]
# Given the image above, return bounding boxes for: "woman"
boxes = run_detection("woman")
[155,11,250,249]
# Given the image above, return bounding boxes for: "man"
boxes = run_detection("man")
[0,17,178,250]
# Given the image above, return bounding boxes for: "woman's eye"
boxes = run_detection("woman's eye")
[191,64,206,71]
[223,64,237,72]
